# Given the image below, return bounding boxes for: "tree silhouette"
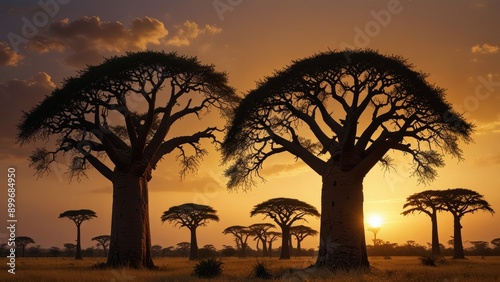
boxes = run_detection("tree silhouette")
[249,223,276,256]
[222,226,251,257]
[222,50,473,270]
[175,242,191,257]
[17,51,237,268]
[401,190,443,256]
[491,238,500,250]
[15,236,34,257]
[439,188,494,259]
[59,209,97,260]
[64,243,76,257]
[266,231,281,257]
[250,198,319,259]
[290,225,318,256]
[161,203,219,260]
[367,227,381,246]
[92,235,111,257]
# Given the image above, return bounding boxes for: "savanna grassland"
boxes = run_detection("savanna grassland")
[2,256,500,281]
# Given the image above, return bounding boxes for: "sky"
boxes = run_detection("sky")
[0,0,499,253]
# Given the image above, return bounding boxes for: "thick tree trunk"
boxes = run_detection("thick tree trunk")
[430,213,441,256]
[75,224,82,259]
[107,170,155,268]
[268,241,273,257]
[189,228,198,260]
[261,238,268,256]
[296,239,302,256]
[315,167,369,270]
[279,226,291,259]
[452,216,465,259]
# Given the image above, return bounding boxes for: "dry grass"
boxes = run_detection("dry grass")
[1,256,500,281]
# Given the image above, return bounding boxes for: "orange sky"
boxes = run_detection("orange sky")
[1,0,499,252]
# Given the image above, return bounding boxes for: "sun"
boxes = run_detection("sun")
[368,214,383,228]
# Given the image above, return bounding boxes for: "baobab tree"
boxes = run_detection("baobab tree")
[439,188,494,259]
[161,203,219,260]
[401,190,443,256]
[222,225,251,257]
[366,227,381,246]
[17,51,237,268]
[59,209,97,259]
[290,225,318,256]
[222,50,473,270]
[15,236,35,257]
[92,235,111,257]
[266,231,281,257]
[250,198,320,259]
[249,223,276,256]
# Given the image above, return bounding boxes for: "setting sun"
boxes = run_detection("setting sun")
[368,214,383,228]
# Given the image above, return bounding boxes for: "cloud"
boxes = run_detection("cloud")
[475,119,500,135]
[166,21,222,47]
[260,161,309,178]
[0,42,23,66]
[471,43,499,54]
[473,154,500,166]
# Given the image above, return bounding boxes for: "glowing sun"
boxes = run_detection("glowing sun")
[368,214,383,228]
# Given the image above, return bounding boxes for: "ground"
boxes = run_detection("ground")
[2,256,500,281]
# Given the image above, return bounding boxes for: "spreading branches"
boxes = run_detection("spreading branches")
[161,203,220,231]
[222,50,473,189]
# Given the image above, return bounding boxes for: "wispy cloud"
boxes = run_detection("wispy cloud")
[0,42,23,66]
[166,20,222,47]
[471,43,499,54]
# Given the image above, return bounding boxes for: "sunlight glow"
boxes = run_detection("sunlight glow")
[368,214,383,228]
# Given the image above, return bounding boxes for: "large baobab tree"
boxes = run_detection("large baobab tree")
[161,203,219,260]
[290,225,318,256]
[17,51,237,268]
[222,225,251,257]
[401,190,443,256]
[59,209,97,260]
[92,235,111,257]
[222,50,473,270]
[249,223,276,256]
[15,236,35,257]
[439,188,494,259]
[250,198,320,259]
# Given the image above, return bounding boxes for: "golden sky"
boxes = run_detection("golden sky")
[0,0,499,252]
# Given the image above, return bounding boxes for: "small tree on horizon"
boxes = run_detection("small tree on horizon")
[439,188,494,259]
[161,203,219,260]
[92,235,111,257]
[15,236,35,257]
[64,243,76,257]
[290,225,318,256]
[250,198,320,260]
[222,226,251,257]
[266,231,281,257]
[249,223,276,256]
[59,209,97,260]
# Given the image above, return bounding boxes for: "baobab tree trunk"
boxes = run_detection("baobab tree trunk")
[452,216,465,259]
[75,224,82,259]
[261,238,268,256]
[296,239,302,257]
[107,169,155,268]
[430,213,441,256]
[279,226,291,259]
[315,167,369,270]
[189,228,198,260]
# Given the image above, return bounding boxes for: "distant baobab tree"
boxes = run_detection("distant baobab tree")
[222,50,473,270]
[290,225,318,256]
[249,223,276,256]
[64,243,76,257]
[402,190,443,256]
[266,231,281,257]
[17,51,238,268]
[367,227,381,246]
[440,188,494,259]
[222,226,251,257]
[92,235,111,257]
[161,203,220,260]
[250,198,320,259]
[492,238,500,250]
[15,236,35,257]
[59,209,97,260]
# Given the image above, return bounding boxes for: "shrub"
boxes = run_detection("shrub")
[192,258,223,278]
[419,255,438,266]
[249,260,273,279]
